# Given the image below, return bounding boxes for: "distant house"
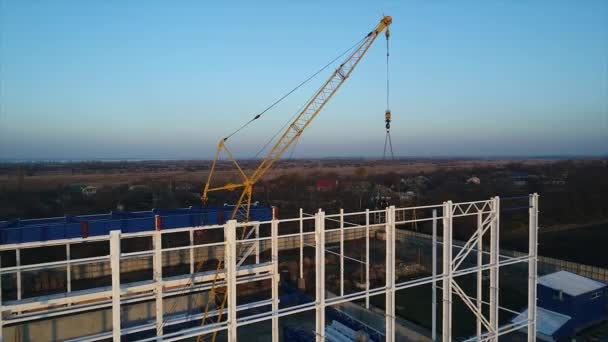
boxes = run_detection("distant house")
[81,185,98,197]
[316,179,337,191]
[466,176,481,185]
[512,271,607,341]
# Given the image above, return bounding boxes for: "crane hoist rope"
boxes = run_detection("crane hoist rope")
[383,26,394,160]
[195,16,392,342]
[156,33,370,337]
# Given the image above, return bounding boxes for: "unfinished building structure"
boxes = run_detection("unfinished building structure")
[0,194,539,341]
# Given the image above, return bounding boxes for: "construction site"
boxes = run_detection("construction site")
[1,15,546,342]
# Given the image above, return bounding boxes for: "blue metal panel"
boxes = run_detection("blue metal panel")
[0,205,272,244]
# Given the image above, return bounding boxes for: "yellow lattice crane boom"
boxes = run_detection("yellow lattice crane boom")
[202,16,392,221]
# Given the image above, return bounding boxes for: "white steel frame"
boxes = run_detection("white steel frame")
[0,194,539,342]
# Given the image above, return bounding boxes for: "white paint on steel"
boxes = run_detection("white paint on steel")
[110,230,121,342]
[431,209,437,342]
[489,197,500,341]
[385,206,395,342]
[300,208,304,280]
[225,220,238,342]
[315,210,326,342]
[340,208,344,297]
[365,208,370,309]
[154,230,164,335]
[477,210,483,339]
[442,201,453,342]
[271,218,279,342]
[0,196,540,342]
[16,248,22,300]
[528,193,539,342]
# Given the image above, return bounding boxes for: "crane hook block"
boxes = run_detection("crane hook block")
[385,110,391,122]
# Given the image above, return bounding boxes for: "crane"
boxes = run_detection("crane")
[193,16,392,341]
[202,15,392,222]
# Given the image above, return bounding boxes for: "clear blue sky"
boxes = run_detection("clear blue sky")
[1,0,607,160]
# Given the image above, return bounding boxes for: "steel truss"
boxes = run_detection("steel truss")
[0,194,539,341]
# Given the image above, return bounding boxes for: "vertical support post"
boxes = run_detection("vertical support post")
[315,211,326,342]
[189,229,194,275]
[225,220,238,342]
[299,208,304,280]
[527,193,539,341]
[489,197,500,340]
[385,206,395,342]
[365,208,370,309]
[271,218,279,342]
[154,216,163,336]
[431,209,437,342]
[255,224,260,265]
[0,252,3,342]
[65,244,71,294]
[476,211,483,339]
[442,201,453,342]
[110,230,121,342]
[340,208,344,297]
[16,248,22,300]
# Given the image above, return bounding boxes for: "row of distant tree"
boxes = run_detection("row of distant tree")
[1,161,606,230]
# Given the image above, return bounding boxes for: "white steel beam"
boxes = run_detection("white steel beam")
[477,210,483,339]
[385,206,395,342]
[65,244,71,295]
[0,252,3,342]
[340,208,344,297]
[442,201,453,342]
[315,210,326,342]
[15,248,22,302]
[271,218,279,342]
[528,193,539,341]
[365,208,370,309]
[189,229,194,275]
[255,223,260,265]
[154,227,164,335]
[299,208,304,280]
[109,230,121,342]
[225,220,238,342]
[489,197,500,341]
[431,209,437,342]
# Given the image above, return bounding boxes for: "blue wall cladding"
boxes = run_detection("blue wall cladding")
[0,205,272,244]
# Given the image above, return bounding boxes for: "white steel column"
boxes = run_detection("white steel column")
[154,229,163,335]
[489,197,500,341]
[65,244,71,294]
[16,248,21,300]
[315,211,326,342]
[431,209,437,342]
[225,220,238,342]
[340,208,344,297]
[110,230,121,342]
[476,211,483,339]
[299,208,304,280]
[255,223,260,265]
[271,218,279,342]
[442,201,453,342]
[365,208,370,309]
[0,252,3,342]
[190,229,195,275]
[528,193,539,341]
[385,206,395,342]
